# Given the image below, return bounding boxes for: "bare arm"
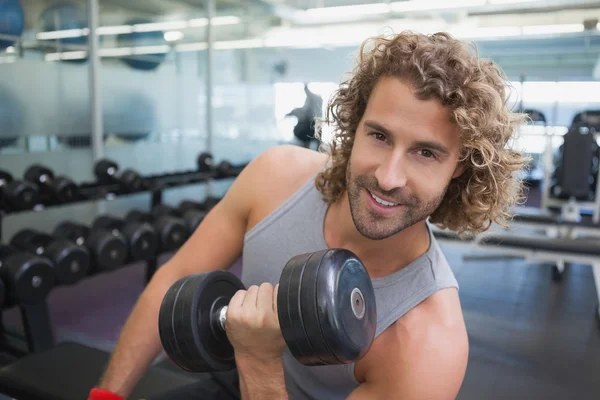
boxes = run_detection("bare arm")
[347,291,469,400]
[95,153,264,397]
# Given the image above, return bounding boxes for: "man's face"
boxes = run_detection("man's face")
[346,76,464,240]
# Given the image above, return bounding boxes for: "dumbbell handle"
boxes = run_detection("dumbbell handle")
[214,287,367,332]
[218,305,228,331]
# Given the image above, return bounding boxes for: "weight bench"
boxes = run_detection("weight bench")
[433,228,600,322]
[510,206,600,239]
[0,342,198,400]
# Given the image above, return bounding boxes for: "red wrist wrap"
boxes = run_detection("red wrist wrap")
[88,388,126,400]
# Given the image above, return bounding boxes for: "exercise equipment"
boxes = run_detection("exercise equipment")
[53,222,128,273]
[38,3,90,64]
[152,204,206,233]
[92,215,159,262]
[197,152,214,173]
[159,248,376,373]
[0,244,55,305]
[216,161,234,178]
[0,0,25,50]
[116,18,167,71]
[550,124,598,202]
[125,210,189,252]
[178,197,221,213]
[432,227,600,328]
[10,229,90,285]
[24,164,78,204]
[0,169,39,212]
[93,159,145,193]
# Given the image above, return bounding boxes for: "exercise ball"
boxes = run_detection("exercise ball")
[116,18,168,71]
[0,0,24,50]
[39,2,88,63]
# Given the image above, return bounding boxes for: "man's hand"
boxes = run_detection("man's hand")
[225,282,286,363]
[225,283,289,400]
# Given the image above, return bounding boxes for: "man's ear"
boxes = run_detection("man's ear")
[452,162,466,179]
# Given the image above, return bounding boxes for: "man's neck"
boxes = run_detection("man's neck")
[324,195,431,279]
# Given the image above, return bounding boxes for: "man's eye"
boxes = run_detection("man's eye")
[420,149,436,159]
[370,132,386,141]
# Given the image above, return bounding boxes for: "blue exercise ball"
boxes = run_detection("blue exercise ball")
[116,18,168,71]
[39,2,89,63]
[0,0,24,50]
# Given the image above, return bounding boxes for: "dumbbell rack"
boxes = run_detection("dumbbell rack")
[0,164,246,357]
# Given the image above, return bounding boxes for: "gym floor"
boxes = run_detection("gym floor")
[3,233,598,399]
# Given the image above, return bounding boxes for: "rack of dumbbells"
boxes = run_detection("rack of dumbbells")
[0,152,247,357]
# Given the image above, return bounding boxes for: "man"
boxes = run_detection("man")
[89,31,527,400]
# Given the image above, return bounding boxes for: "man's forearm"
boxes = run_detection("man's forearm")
[236,355,288,400]
[97,269,176,396]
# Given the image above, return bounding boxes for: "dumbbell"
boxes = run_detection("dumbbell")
[159,248,376,373]
[152,204,206,233]
[215,161,234,178]
[125,210,189,252]
[53,222,128,273]
[0,169,39,212]
[24,164,79,204]
[197,152,214,173]
[179,197,221,213]
[10,229,90,285]
[92,215,159,262]
[93,159,145,193]
[0,244,55,305]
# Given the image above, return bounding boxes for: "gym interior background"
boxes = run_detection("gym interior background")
[0,0,600,399]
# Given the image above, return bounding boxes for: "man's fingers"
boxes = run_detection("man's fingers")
[257,283,274,311]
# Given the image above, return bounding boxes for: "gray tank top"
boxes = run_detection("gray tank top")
[241,173,458,399]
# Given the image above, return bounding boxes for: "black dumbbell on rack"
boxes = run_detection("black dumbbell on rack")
[23,164,79,205]
[0,244,55,306]
[152,204,206,233]
[0,170,39,212]
[178,196,221,214]
[93,159,145,193]
[53,221,128,274]
[10,229,90,286]
[197,152,214,173]
[92,215,159,262]
[215,160,246,179]
[125,210,189,252]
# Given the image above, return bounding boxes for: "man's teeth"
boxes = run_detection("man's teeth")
[370,192,399,207]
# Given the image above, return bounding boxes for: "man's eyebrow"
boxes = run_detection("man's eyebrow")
[363,120,450,156]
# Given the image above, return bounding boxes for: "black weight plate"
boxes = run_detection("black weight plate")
[277,252,323,365]
[183,209,206,232]
[7,253,55,304]
[316,249,376,364]
[52,177,77,203]
[156,217,189,251]
[46,239,90,285]
[94,159,118,181]
[123,222,159,261]
[159,271,245,373]
[90,230,128,271]
[120,169,144,192]
[197,152,214,172]
[298,251,340,365]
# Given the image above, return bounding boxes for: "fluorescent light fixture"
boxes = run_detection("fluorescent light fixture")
[36,29,87,40]
[133,21,188,33]
[97,25,133,35]
[164,31,184,42]
[175,42,208,52]
[488,0,542,4]
[100,47,133,57]
[390,0,484,12]
[522,23,583,35]
[45,50,87,61]
[189,16,242,27]
[305,3,391,19]
[133,45,170,55]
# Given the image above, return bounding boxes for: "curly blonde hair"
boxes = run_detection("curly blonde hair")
[315,31,529,235]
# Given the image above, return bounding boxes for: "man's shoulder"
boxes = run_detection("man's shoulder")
[243,145,328,227]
